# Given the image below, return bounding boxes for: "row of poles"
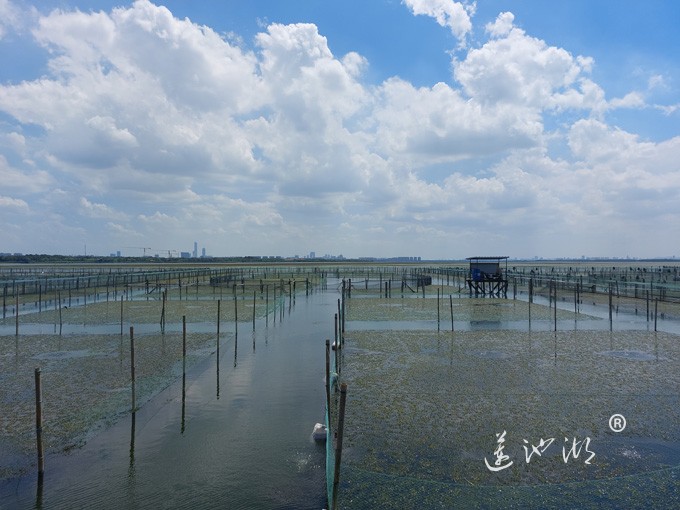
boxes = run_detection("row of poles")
[325,280,350,510]
[344,272,666,333]
[10,276,314,336]
[27,278,310,480]
[21,271,666,492]
[323,273,670,508]
[3,271,324,321]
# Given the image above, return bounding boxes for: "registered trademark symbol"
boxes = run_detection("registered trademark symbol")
[609,414,626,433]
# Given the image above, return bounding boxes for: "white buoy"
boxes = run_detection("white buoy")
[312,423,327,441]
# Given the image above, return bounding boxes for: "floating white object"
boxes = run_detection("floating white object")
[312,423,327,441]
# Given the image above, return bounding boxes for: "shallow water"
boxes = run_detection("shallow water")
[337,294,680,509]
[0,286,338,509]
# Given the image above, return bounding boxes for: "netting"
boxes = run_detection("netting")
[336,297,680,509]
[325,341,339,508]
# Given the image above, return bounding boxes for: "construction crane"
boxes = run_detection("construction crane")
[124,246,152,256]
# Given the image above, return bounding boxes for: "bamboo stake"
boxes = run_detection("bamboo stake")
[325,340,331,413]
[437,288,440,330]
[183,315,187,360]
[58,291,63,335]
[654,299,658,332]
[450,295,454,332]
[609,283,613,331]
[130,326,136,411]
[217,300,221,358]
[234,296,238,336]
[35,368,44,475]
[553,282,557,332]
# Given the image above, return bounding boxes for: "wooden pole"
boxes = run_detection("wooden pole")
[553,282,557,332]
[35,368,44,475]
[252,291,256,331]
[341,288,346,339]
[332,383,348,510]
[217,300,221,358]
[120,296,124,336]
[183,315,187,360]
[437,288,440,330]
[130,326,136,411]
[234,296,238,335]
[160,289,166,334]
[450,295,454,332]
[337,299,341,343]
[58,290,63,335]
[334,313,338,350]
[646,290,650,322]
[654,299,658,332]
[609,283,613,331]
[15,293,19,336]
[325,340,331,414]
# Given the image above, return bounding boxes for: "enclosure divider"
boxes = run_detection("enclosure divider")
[331,383,348,510]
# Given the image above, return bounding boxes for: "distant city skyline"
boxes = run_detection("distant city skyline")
[1,1,678,259]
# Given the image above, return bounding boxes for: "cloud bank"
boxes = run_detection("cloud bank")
[0,0,678,258]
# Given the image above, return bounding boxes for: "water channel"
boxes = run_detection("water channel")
[1,283,340,509]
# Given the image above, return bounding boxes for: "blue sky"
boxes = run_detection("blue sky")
[1,0,679,259]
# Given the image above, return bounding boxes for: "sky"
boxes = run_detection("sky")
[0,0,679,260]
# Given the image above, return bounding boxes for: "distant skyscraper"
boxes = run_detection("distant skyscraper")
[193,241,198,258]
[202,247,206,258]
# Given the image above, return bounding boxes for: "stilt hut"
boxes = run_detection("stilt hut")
[466,256,509,296]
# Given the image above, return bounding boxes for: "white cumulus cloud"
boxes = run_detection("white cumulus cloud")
[403,0,474,42]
